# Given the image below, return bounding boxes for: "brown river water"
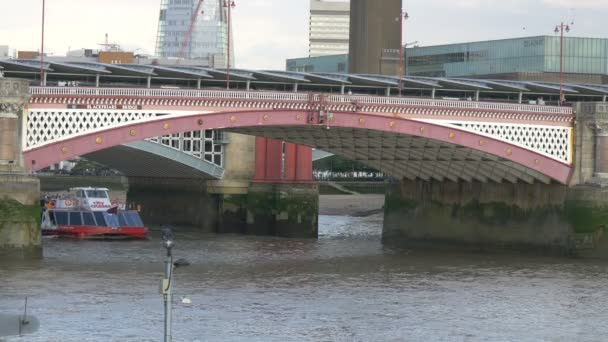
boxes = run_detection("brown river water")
[1,213,608,342]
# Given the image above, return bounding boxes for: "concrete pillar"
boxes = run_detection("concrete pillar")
[431,88,436,99]
[197,78,201,89]
[147,76,151,88]
[294,82,299,92]
[603,95,607,103]
[386,87,391,97]
[95,74,100,87]
[246,182,318,238]
[518,92,523,104]
[341,84,345,94]
[593,124,608,176]
[0,78,41,259]
[246,80,251,91]
[475,90,480,102]
[383,179,608,255]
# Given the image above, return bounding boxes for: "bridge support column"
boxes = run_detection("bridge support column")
[0,78,41,259]
[383,179,608,255]
[575,103,608,184]
[227,137,318,238]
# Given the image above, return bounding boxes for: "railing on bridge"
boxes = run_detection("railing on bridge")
[29,87,573,115]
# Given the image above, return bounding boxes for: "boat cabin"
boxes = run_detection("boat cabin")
[68,187,113,211]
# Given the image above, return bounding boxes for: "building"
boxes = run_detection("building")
[286,54,348,73]
[288,35,608,85]
[405,36,608,84]
[0,46,8,58]
[155,0,232,68]
[348,0,401,75]
[309,0,350,57]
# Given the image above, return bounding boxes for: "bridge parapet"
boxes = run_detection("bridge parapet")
[29,87,573,116]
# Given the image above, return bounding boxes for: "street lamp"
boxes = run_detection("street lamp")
[554,22,570,106]
[223,0,236,90]
[40,0,46,86]
[398,10,410,97]
[160,226,190,342]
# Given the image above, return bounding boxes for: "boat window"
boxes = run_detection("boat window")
[69,212,83,226]
[125,212,136,226]
[104,213,120,227]
[55,211,68,225]
[77,190,85,198]
[86,190,108,198]
[129,212,144,226]
[118,213,129,227]
[93,212,107,226]
[82,212,96,226]
[49,211,56,225]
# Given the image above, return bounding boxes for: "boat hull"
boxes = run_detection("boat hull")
[42,225,148,239]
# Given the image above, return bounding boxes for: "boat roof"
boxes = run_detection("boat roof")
[69,187,110,191]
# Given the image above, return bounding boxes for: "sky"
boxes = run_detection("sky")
[1,0,607,70]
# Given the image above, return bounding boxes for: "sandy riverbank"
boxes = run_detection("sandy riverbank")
[319,194,385,216]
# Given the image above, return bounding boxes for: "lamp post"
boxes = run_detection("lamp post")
[160,226,190,342]
[554,22,570,106]
[40,0,46,86]
[224,0,236,90]
[398,10,409,97]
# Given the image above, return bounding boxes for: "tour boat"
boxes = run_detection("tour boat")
[40,187,148,239]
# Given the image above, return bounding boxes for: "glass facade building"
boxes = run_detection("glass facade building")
[155,0,233,67]
[286,54,348,73]
[309,0,350,57]
[406,36,608,83]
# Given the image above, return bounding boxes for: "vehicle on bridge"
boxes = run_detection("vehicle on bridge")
[40,187,148,239]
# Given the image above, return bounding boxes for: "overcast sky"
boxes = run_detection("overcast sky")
[1,0,607,70]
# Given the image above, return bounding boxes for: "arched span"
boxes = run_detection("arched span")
[83,141,224,179]
[23,109,572,184]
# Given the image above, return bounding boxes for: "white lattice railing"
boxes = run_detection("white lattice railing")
[29,86,573,115]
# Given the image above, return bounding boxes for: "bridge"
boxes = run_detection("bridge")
[2,76,608,259]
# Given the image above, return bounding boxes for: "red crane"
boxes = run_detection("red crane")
[176,0,205,64]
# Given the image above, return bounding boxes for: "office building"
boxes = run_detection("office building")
[286,54,348,73]
[289,36,608,84]
[309,0,350,57]
[348,0,401,74]
[406,36,608,84]
[155,0,233,67]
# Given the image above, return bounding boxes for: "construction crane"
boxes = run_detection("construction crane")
[176,0,205,64]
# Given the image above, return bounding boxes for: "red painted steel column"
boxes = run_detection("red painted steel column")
[295,145,313,182]
[265,139,284,181]
[283,143,297,181]
[254,137,267,181]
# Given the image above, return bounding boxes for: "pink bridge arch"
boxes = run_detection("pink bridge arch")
[23,109,572,184]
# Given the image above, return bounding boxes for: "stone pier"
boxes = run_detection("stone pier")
[0,78,41,259]
[127,134,319,238]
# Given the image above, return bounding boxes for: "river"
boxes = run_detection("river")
[1,213,608,341]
